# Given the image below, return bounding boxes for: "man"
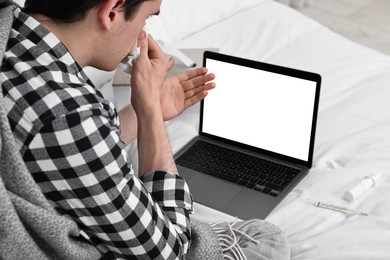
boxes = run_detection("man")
[1,0,215,258]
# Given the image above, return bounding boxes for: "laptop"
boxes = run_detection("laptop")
[175,51,321,220]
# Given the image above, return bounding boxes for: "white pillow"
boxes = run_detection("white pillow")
[13,0,25,6]
[146,0,267,43]
[15,0,265,43]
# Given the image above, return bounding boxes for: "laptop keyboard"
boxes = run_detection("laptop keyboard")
[176,140,301,197]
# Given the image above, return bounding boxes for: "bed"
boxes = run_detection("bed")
[86,0,390,259]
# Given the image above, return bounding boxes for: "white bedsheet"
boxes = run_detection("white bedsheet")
[147,1,390,259]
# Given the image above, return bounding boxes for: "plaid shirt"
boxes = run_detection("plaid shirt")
[1,8,193,259]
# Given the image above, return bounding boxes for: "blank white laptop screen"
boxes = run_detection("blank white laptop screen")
[203,58,317,161]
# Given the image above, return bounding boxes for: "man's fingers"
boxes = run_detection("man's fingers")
[176,67,209,82]
[147,34,167,60]
[181,73,215,92]
[184,89,210,109]
[184,82,216,99]
[137,30,148,56]
[191,73,215,88]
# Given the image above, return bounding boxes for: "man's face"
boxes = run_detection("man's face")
[98,0,162,71]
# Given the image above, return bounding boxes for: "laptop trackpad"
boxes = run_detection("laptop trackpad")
[187,174,241,210]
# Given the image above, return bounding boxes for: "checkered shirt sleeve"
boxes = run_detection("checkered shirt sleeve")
[22,113,193,259]
[1,8,193,260]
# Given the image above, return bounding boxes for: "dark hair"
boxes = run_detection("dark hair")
[23,0,148,23]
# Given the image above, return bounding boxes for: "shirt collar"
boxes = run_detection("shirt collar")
[13,8,88,83]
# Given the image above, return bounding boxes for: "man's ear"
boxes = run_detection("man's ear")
[98,0,126,30]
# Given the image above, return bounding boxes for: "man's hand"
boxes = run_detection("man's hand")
[130,31,179,176]
[130,31,169,114]
[161,67,216,121]
[121,31,216,176]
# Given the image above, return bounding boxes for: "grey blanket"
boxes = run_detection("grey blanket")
[0,1,223,259]
[0,3,101,259]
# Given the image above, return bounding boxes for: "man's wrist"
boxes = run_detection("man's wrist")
[136,103,178,176]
